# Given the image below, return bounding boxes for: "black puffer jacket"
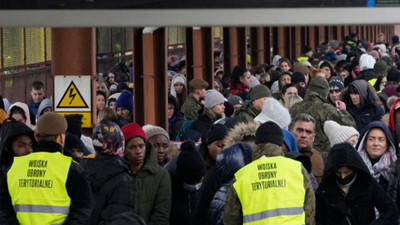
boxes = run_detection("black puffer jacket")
[208,143,253,225]
[316,143,397,225]
[80,154,136,225]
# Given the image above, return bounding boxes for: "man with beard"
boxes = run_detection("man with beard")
[289,113,325,184]
[180,78,209,120]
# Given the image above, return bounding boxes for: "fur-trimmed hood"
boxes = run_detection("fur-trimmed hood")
[223,121,259,149]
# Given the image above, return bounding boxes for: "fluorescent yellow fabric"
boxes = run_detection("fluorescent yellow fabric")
[368,78,377,88]
[234,156,305,225]
[297,56,309,63]
[8,152,72,225]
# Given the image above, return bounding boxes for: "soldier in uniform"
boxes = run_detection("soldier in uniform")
[180,78,209,120]
[223,121,315,225]
[289,76,356,156]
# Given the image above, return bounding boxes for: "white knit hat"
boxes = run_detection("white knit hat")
[324,120,359,147]
[170,73,186,98]
[254,98,291,128]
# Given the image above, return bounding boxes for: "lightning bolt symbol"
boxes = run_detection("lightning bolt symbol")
[69,88,76,104]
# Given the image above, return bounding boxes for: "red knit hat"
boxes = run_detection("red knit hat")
[121,123,147,142]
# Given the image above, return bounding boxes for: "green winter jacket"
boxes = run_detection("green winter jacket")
[180,95,202,120]
[135,144,171,225]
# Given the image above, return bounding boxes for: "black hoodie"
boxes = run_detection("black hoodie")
[316,143,397,225]
[0,119,35,179]
[80,154,136,225]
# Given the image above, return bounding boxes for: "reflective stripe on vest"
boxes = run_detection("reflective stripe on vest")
[7,152,72,225]
[14,204,70,214]
[234,156,305,225]
[243,207,304,223]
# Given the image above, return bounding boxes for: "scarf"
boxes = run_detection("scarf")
[359,148,396,182]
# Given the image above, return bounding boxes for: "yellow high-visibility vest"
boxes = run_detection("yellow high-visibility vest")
[368,78,377,88]
[297,56,309,63]
[7,152,72,225]
[233,156,305,225]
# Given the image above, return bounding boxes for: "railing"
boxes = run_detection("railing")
[0,65,53,104]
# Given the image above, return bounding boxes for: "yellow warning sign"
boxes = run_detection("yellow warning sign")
[57,81,89,108]
[57,112,92,128]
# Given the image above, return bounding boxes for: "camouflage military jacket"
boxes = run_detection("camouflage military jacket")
[289,91,356,156]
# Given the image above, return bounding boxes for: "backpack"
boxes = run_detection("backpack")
[175,120,195,141]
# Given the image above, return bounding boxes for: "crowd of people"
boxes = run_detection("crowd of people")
[0,32,400,224]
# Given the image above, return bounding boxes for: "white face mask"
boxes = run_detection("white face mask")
[380,85,385,91]
[183,182,202,192]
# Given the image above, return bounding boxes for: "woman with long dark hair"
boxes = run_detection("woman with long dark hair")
[229,65,251,100]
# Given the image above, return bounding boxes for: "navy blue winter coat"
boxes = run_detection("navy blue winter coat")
[208,143,253,225]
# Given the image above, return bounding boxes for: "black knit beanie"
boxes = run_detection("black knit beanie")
[176,140,206,184]
[255,121,283,146]
[64,133,83,151]
[291,72,305,84]
[224,102,234,118]
[206,124,228,145]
